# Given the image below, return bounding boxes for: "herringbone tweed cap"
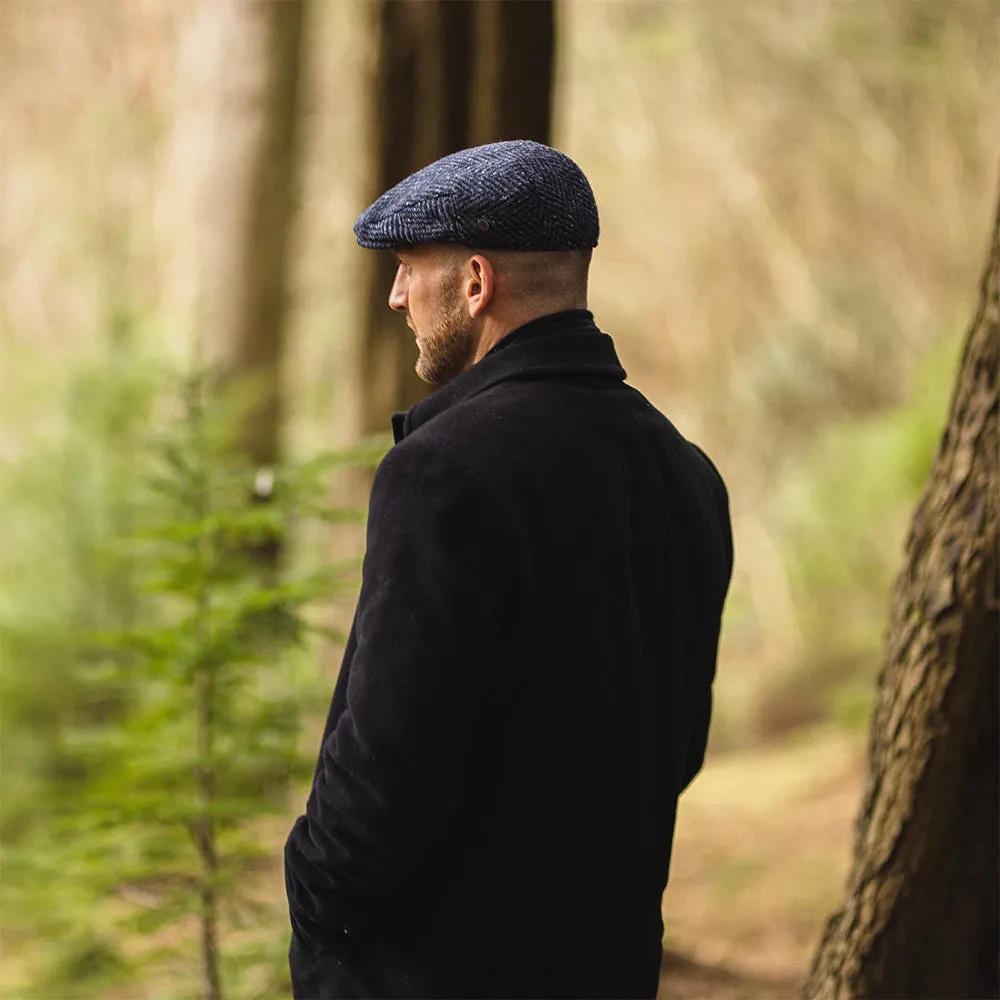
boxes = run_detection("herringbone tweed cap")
[354,140,599,252]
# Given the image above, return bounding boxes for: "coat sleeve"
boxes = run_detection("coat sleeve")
[680,444,734,793]
[284,436,509,954]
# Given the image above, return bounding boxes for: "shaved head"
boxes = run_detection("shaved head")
[463,248,592,308]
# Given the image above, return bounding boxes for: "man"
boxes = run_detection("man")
[284,140,733,999]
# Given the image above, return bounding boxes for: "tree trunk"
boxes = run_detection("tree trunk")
[200,0,305,469]
[168,0,306,572]
[162,0,305,525]
[470,0,555,146]
[351,1,469,443]
[189,376,222,1000]
[802,194,1000,998]
[350,0,555,443]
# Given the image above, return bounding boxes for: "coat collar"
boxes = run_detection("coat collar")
[391,310,627,442]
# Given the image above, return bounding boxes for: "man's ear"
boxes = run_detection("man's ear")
[466,254,495,318]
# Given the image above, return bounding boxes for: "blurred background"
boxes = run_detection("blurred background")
[2,1,997,997]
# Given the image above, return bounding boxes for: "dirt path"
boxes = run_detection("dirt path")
[657,728,865,998]
[659,949,802,999]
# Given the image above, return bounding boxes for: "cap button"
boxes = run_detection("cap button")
[475,217,490,234]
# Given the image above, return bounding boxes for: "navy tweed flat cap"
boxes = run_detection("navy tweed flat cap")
[354,140,599,252]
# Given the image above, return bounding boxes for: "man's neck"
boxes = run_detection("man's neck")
[470,299,587,367]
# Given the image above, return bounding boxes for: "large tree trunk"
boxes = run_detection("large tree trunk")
[802,194,999,998]
[349,0,555,443]
[470,0,555,146]
[163,0,306,570]
[201,0,306,472]
[350,1,469,443]
[164,0,305,478]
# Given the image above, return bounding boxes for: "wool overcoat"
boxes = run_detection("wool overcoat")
[284,310,734,999]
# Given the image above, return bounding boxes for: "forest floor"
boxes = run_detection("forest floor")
[656,726,865,999]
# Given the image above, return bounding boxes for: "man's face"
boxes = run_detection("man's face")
[389,245,475,385]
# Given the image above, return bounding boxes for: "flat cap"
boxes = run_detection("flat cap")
[354,140,599,252]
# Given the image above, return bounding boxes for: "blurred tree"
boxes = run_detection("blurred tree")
[0,356,356,1000]
[802,192,999,999]
[350,0,555,444]
[469,1,555,146]
[192,0,307,569]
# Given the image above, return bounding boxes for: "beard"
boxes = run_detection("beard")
[413,286,476,386]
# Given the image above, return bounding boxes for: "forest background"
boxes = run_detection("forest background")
[1,1,997,998]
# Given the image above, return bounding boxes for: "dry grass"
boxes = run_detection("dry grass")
[557,0,998,727]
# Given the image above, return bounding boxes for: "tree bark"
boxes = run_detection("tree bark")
[350,0,555,443]
[163,0,306,480]
[167,0,306,571]
[351,1,463,442]
[470,0,555,146]
[802,193,1000,998]
[201,0,305,470]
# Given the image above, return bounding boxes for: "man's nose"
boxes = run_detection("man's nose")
[388,265,408,312]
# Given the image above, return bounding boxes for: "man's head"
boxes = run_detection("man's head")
[354,141,599,385]
[388,244,592,385]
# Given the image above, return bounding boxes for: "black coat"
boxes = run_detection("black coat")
[284,310,733,999]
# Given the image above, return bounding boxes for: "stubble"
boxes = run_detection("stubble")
[413,281,476,386]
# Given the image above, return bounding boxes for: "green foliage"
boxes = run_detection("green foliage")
[750,330,963,740]
[22,929,134,1000]
[1,344,384,998]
